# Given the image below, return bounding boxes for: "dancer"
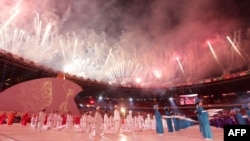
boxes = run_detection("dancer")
[137,112,144,130]
[66,111,74,129]
[37,108,46,131]
[0,112,6,125]
[7,111,16,125]
[46,110,55,128]
[195,98,213,140]
[80,113,87,131]
[164,106,174,133]
[30,113,38,128]
[86,111,93,132]
[153,104,164,135]
[247,102,250,122]
[145,114,152,129]
[103,111,109,130]
[242,102,250,123]
[94,106,103,136]
[172,111,180,131]
[21,111,29,126]
[126,110,134,131]
[113,105,121,134]
[234,107,247,125]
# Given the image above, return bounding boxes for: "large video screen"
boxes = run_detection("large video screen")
[179,94,198,105]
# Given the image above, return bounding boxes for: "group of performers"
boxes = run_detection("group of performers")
[194,99,250,140]
[1,101,249,140]
[153,104,197,135]
[210,105,250,128]
[0,105,195,136]
[0,111,17,125]
[152,98,246,141]
[153,99,214,140]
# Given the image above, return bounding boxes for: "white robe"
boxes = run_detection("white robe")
[113,109,121,133]
[94,111,103,136]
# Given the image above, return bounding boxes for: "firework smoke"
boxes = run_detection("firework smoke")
[0,0,250,88]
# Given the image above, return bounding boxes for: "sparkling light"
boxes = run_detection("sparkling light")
[154,69,162,79]
[135,77,142,84]
[207,41,219,62]
[0,1,248,89]
[226,36,247,63]
[176,57,185,75]
[120,107,126,114]
[207,41,223,70]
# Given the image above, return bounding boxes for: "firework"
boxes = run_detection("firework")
[176,57,185,76]
[0,1,249,88]
[226,36,248,65]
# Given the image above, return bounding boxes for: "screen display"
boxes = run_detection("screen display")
[179,94,198,105]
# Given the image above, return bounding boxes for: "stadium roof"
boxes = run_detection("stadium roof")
[1,50,250,99]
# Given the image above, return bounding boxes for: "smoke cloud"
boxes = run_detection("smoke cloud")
[1,0,250,87]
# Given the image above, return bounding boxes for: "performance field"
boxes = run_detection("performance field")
[0,124,223,141]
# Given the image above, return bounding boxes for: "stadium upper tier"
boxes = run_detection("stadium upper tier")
[1,49,250,96]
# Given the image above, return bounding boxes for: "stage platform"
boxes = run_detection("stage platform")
[0,124,223,141]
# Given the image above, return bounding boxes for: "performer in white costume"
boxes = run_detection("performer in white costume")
[46,110,55,128]
[37,108,46,131]
[53,111,62,129]
[145,114,152,130]
[151,115,156,130]
[137,112,144,130]
[66,111,74,129]
[109,115,114,128]
[30,113,38,128]
[56,111,63,129]
[113,105,121,134]
[52,111,59,128]
[94,106,103,136]
[103,111,109,130]
[134,115,139,129]
[126,110,134,131]
[86,111,93,132]
[80,113,87,130]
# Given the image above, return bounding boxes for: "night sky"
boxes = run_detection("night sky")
[64,0,250,37]
[1,0,250,85]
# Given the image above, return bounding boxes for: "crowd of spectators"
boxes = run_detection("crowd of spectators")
[1,48,250,90]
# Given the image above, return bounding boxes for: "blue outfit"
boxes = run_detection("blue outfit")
[165,110,174,133]
[196,105,213,139]
[235,112,247,125]
[155,110,164,134]
[246,109,250,120]
[173,117,180,131]
[179,118,193,129]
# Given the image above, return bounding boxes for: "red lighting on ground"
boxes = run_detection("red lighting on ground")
[90,100,95,104]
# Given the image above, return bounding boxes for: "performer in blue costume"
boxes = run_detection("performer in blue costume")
[164,106,174,133]
[153,104,164,134]
[172,112,180,131]
[234,107,247,125]
[242,102,250,124]
[247,102,250,123]
[195,98,213,140]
